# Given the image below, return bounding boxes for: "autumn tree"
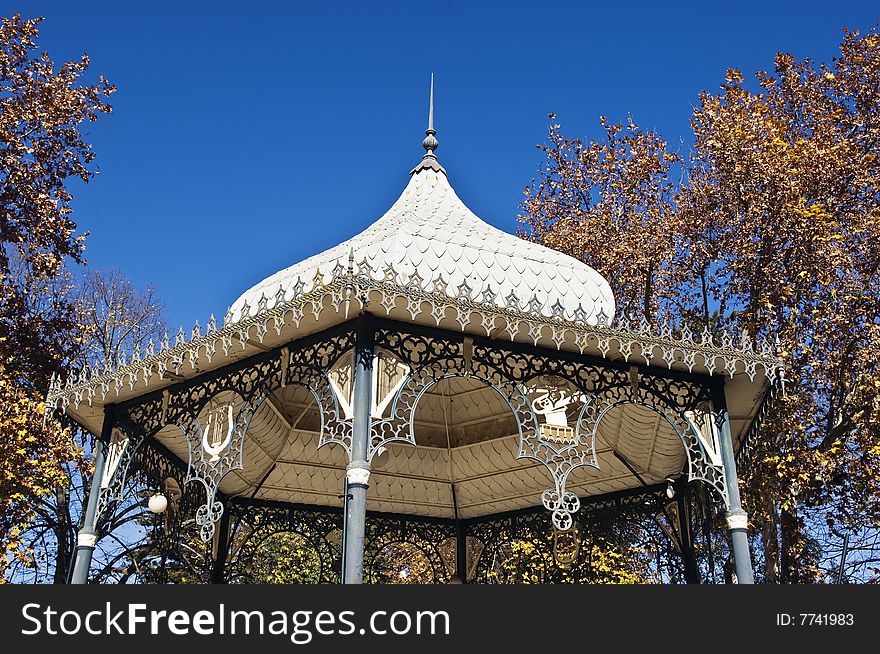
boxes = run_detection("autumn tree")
[0,13,115,579]
[520,27,880,582]
[0,357,82,580]
[486,526,654,585]
[681,28,880,582]
[0,13,114,376]
[244,532,323,584]
[521,116,682,322]
[7,269,167,583]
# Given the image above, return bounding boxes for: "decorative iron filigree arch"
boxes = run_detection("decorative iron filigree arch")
[369,325,730,529]
[363,517,456,584]
[102,328,357,542]
[225,503,343,584]
[587,397,728,506]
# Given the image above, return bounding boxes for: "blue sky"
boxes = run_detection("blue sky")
[21,0,879,329]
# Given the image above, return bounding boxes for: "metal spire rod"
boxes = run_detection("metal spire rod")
[428,72,434,133]
[422,73,438,155]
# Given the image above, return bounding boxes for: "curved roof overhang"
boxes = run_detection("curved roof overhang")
[49,264,783,469]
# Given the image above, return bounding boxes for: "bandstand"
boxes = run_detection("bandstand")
[48,87,783,585]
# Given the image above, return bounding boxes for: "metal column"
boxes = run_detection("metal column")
[70,404,114,584]
[455,521,467,584]
[712,377,755,584]
[342,317,373,584]
[675,479,700,584]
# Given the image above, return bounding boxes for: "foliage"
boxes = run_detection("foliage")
[0,13,114,388]
[371,541,437,584]
[233,525,655,585]
[4,269,167,583]
[245,532,323,584]
[522,115,682,321]
[520,27,880,582]
[0,358,84,581]
[0,14,114,281]
[487,536,648,584]
[116,494,213,585]
[683,30,880,582]
[0,13,114,580]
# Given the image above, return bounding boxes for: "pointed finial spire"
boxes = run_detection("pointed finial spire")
[428,73,434,128]
[422,73,438,155]
[412,73,446,175]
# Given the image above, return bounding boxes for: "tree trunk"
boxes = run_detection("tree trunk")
[779,507,798,583]
[643,266,654,322]
[52,484,72,584]
[701,266,711,328]
[761,492,779,583]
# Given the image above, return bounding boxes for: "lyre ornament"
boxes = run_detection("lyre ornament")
[202,402,234,462]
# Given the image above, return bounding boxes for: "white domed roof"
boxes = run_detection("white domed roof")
[227,157,614,326]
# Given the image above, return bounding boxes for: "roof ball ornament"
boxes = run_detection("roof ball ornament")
[422,131,438,154]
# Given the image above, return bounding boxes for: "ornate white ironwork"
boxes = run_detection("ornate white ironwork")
[100,428,129,490]
[67,315,766,548]
[726,511,749,530]
[77,533,98,548]
[542,487,581,531]
[369,328,732,529]
[200,400,234,463]
[346,466,371,486]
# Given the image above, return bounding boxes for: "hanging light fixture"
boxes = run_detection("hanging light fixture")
[148,492,168,514]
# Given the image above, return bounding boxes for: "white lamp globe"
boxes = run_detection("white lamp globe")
[148,493,168,514]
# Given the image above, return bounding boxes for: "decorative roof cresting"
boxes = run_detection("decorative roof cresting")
[227,76,616,327]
